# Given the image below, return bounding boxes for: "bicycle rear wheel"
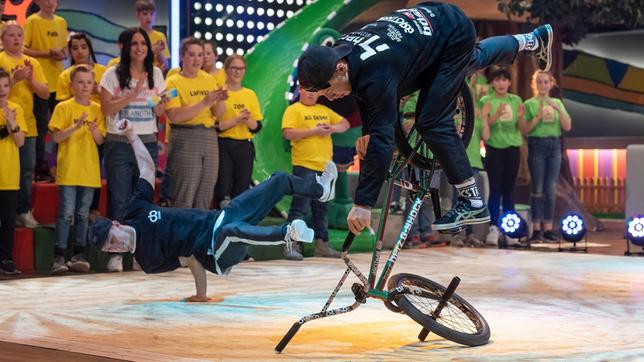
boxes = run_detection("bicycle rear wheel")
[389,273,490,346]
[394,82,475,170]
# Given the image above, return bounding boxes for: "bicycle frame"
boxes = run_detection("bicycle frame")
[276,142,443,352]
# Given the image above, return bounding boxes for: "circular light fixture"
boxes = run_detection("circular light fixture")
[499,211,527,239]
[194,17,202,25]
[561,213,585,243]
[627,215,644,245]
[204,3,212,11]
[193,2,202,10]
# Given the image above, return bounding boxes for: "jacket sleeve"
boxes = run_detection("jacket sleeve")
[354,76,398,207]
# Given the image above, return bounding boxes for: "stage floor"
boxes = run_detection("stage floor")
[1,248,644,361]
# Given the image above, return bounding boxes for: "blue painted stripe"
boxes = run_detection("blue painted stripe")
[58,8,127,30]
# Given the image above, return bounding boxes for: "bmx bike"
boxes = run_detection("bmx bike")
[275,82,490,352]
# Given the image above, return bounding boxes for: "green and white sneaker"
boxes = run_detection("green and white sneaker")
[433,197,491,231]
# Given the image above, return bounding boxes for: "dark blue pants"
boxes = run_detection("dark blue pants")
[528,137,562,223]
[104,140,158,221]
[213,172,323,273]
[415,5,518,186]
[287,166,329,241]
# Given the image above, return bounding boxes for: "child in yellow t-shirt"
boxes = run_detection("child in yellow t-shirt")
[135,0,169,71]
[23,0,68,94]
[56,33,107,104]
[214,55,262,208]
[0,68,28,276]
[0,22,50,228]
[48,66,106,274]
[281,87,349,260]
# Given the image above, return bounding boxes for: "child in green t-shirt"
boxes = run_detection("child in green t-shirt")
[480,68,526,246]
[524,70,571,243]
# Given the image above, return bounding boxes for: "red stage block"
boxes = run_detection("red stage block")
[13,228,34,272]
[32,182,59,225]
[98,179,108,216]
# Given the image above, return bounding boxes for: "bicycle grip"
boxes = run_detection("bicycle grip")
[275,322,302,353]
[342,232,356,252]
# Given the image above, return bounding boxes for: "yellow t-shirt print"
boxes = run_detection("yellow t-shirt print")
[499,104,514,122]
[542,104,555,123]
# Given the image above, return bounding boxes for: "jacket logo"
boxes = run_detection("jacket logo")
[148,210,161,223]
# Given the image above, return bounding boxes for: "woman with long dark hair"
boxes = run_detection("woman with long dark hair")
[99,27,167,272]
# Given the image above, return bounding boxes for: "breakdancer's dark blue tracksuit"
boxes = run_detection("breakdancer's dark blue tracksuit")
[122,172,322,275]
[335,2,519,207]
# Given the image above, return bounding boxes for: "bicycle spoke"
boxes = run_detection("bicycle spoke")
[400,278,480,335]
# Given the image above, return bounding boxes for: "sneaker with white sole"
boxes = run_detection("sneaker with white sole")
[316,162,337,202]
[532,24,553,71]
[51,255,69,274]
[485,225,500,246]
[16,211,39,229]
[107,255,123,272]
[284,219,314,256]
[506,236,523,247]
[68,254,90,273]
[433,197,491,231]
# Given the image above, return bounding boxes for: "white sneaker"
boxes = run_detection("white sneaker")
[284,220,314,255]
[506,237,523,247]
[16,211,39,228]
[107,255,123,272]
[485,225,500,246]
[316,162,337,202]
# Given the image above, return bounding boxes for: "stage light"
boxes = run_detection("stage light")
[217,47,223,54]
[237,19,244,28]
[267,9,275,17]
[499,211,527,239]
[226,48,234,56]
[215,4,223,12]
[194,16,202,25]
[257,8,265,16]
[236,34,245,42]
[215,18,223,26]
[561,213,585,243]
[257,22,265,30]
[257,35,264,42]
[247,20,255,29]
[247,7,255,15]
[193,2,202,10]
[226,19,234,27]
[216,61,223,68]
[194,31,202,38]
[204,17,212,26]
[205,32,212,40]
[287,10,294,17]
[277,9,285,18]
[236,6,244,14]
[237,48,245,55]
[226,5,234,13]
[204,3,212,11]
[247,34,255,43]
[215,33,223,41]
[267,22,275,30]
[226,34,234,42]
[626,215,644,245]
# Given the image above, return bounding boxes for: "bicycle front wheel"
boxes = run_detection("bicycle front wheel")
[389,273,490,346]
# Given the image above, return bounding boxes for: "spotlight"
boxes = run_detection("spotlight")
[625,215,644,256]
[561,213,586,243]
[559,212,588,253]
[204,17,212,26]
[193,2,202,10]
[204,3,212,11]
[626,215,644,244]
[498,211,528,247]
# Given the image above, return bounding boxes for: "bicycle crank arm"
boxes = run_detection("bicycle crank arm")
[417,276,461,341]
[275,301,363,353]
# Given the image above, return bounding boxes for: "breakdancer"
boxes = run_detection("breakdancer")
[90,119,338,302]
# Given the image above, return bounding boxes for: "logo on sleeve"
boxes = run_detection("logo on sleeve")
[148,210,162,223]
